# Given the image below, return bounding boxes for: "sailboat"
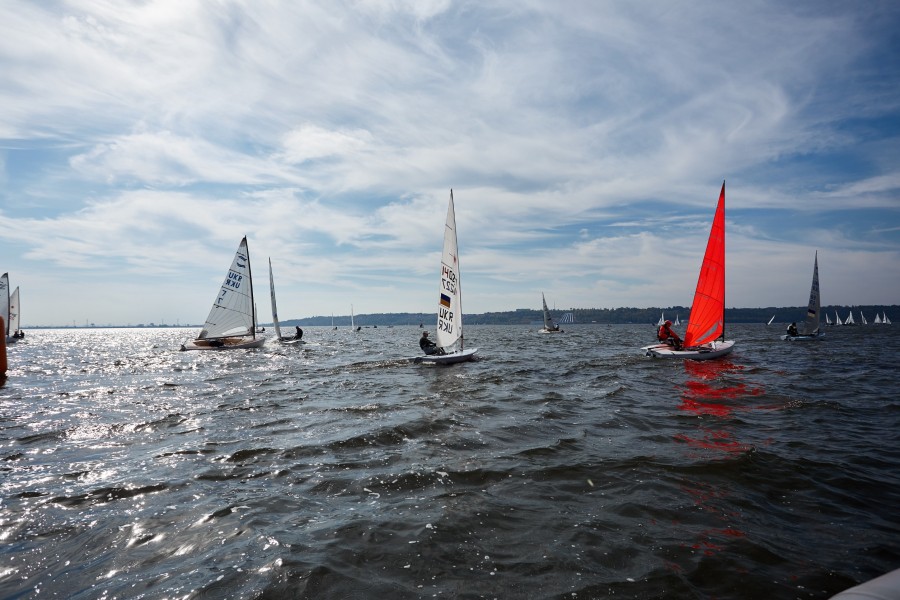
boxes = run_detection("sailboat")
[181,237,265,350]
[874,313,882,324]
[844,310,856,326]
[674,315,681,326]
[860,311,868,325]
[781,251,824,341]
[1,273,19,344]
[538,293,562,333]
[826,313,833,326]
[834,310,843,325]
[643,182,735,360]
[884,312,892,325]
[767,314,775,326]
[657,313,665,327]
[269,258,302,344]
[418,190,478,364]
[8,286,22,340]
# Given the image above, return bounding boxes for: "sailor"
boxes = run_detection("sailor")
[419,331,444,355]
[786,322,799,337]
[295,326,303,340]
[657,319,683,349]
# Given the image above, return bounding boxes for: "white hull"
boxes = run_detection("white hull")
[781,333,824,341]
[539,328,563,334]
[642,340,735,360]
[416,348,478,364]
[276,337,304,345]
[182,336,265,351]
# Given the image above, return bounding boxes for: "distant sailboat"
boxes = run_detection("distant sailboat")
[674,315,681,326]
[560,312,575,324]
[643,182,735,360]
[860,311,868,325]
[269,258,302,344]
[1,274,22,343]
[539,293,562,333]
[844,310,856,326]
[8,287,21,339]
[826,313,832,326]
[657,312,665,327]
[874,313,882,324]
[181,237,265,350]
[767,314,775,326]
[781,251,824,341]
[834,310,843,326]
[418,189,478,364]
[884,313,892,325]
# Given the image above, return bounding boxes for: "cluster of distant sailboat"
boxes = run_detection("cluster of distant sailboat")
[4,184,890,367]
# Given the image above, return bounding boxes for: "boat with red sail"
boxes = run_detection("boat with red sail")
[643,181,735,360]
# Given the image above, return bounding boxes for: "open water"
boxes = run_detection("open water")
[1,324,898,599]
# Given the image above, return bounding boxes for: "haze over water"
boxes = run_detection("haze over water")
[1,324,898,598]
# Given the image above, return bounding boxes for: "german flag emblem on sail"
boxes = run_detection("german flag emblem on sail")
[440,294,451,308]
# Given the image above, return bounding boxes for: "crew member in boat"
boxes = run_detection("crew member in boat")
[786,322,799,337]
[294,326,303,340]
[657,320,682,349]
[419,331,445,355]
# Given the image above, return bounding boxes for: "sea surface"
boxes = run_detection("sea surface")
[1,324,899,599]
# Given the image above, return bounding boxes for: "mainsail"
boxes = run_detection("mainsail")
[436,190,464,351]
[8,287,20,336]
[197,237,256,340]
[269,258,283,340]
[801,252,821,335]
[683,182,726,347]
[541,293,558,330]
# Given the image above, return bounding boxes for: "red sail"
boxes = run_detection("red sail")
[684,182,726,347]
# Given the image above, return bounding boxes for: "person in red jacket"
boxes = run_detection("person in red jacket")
[657,320,682,349]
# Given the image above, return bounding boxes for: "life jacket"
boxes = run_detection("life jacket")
[657,325,671,341]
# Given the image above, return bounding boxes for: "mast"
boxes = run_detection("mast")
[453,190,464,351]
[246,236,256,339]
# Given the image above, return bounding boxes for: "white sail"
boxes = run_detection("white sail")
[560,312,575,324]
[834,310,842,325]
[0,272,8,338]
[8,287,20,335]
[674,315,680,326]
[197,237,257,340]
[845,310,855,325]
[860,311,868,325]
[540,293,559,331]
[800,252,821,335]
[767,314,775,325]
[436,191,464,351]
[874,313,882,324]
[826,313,832,325]
[269,258,283,340]
[657,312,665,326]
[884,313,892,325]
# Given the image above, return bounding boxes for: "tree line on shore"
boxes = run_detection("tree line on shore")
[285,305,899,327]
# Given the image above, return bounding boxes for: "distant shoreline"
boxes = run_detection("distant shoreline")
[21,304,898,329]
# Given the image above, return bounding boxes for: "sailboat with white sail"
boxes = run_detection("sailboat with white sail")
[860,311,868,325]
[781,251,824,341]
[844,310,856,326]
[539,293,562,333]
[826,313,832,326]
[883,312,892,325]
[874,313,882,324]
[767,314,775,326]
[834,310,843,326]
[269,258,302,344]
[181,237,265,350]
[642,182,735,360]
[1,273,22,343]
[418,190,478,364]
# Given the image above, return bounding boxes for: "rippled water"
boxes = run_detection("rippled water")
[1,324,899,599]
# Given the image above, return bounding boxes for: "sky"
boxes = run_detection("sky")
[1,1,899,326]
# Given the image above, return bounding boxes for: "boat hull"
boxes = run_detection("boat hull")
[181,336,265,351]
[539,328,563,334]
[416,348,478,364]
[642,340,735,360]
[780,333,824,341]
